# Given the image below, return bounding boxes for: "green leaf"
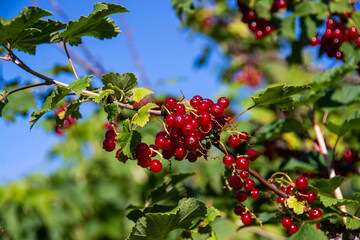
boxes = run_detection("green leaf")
[331,85,360,105]
[256,118,302,141]
[351,11,360,30]
[201,206,220,226]
[309,176,345,194]
[46,63,73,75]
[147,172,195,204]
[0,90,9,117]
[59,99,83,120]
[9,19,66,54]
[303,17,317,39]
[29,86,70,129]
[132,88,154,102]
[285,196,306,215]
[325,111,360,136]
[132,103,158,127]
[329,0,352,14]
[250,84,311,110]
[102,72,138,100]
[171,0,195,20]
[103,103,119,123]
[0,6,52,46]
[312,64,357,90]
[89,89,114,103]
[127,198,207,240]
[60,3,129,46]
[116,119,141,159]
[68,75,93,95]
[294,1,328,17]
[339,42,360,65]
[318,193,358,208]
[346,217,360,230]
[280,15,296,39]
[281,151,327,173]
[288,224,327,240]
[254,0,273,20]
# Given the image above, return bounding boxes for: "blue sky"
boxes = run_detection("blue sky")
[0,1,229,183]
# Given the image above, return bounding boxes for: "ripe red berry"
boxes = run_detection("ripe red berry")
[197,102,210,113]
[264,25,274,35]
[135,142,151,158]
[326,18,336,29]
[241,213,252,225]
[223,155,235,166]
[249,21,258,32]
[182,123,194,136]
[164,97,177,110]
[217,97,229,108]
[173,114,185,128]
[200,122,213,132]
[347,27,358,40]
[229,175,241,186]
[286,185,294,195]
[210,103,224,117]
[234,206,245,215]
[295,176,308,190]
[236,156,249,170]
[187,152,197,162]
[307,191,317,202]
[103,138,116,152]
[228,135,241,147]
[105,129,116,139]
[324,29,332,38]
[184,135,200,151]
[335,51,343,60]
[189,118,200,129]
[164,138,176,151]
[150,160,163,173]
[149,144,158,157]
[193,95,203,101]
[288,223,299,235]
[277,197,285,203]
[281,217,292,229]
[190,98,201,108]
[162,149,172,159]
[247,149,258,161]
[138,156,151,168]
[236,190,247,202]
[173,103,186,115]
[244,179,255,191]
[115,149,128,162]
[309,208,322,220]
[250,189,260,199]
[155,136,166,149]
[239,131,249,141]
[278,0,287,8]
[199,112,211,125]
[255,30,264,39]
[240,170,249,179]
[165,115,175,127]
[309,36,320,46]
[156,131,167,138]
[202,98,214,107]
[315,223,321,229]
[355,37,360,47]
[174,147,187,160]
[54,125,64,135]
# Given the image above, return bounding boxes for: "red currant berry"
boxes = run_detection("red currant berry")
[277,197,285,203]
[138,156,151,168]
[247,149,258,161]
[193,95,203,101]
[309,36,320,46]
[184,135,200,151]
[347,27,358,40]
[173,103,186,115]
[281,217,292,229]
[239,131,249,141]
[164,138,176,151]
[173,114,185,128]
[326,18,336,29]
[115,149,128,162]
[335,51,343,60]
[162,150,172,159]
[164,97,177,110]
[187,152,197,162]
[210,103,224,117]
[315,223,321,229]
[250,189,260,199]
[217,97,229,108]
[135,142,151,158]
[156,131,167,138]
[228,135,241,147]
[200,122,213,133]
[202,98,214,107]
[165,115,175,127]
[288,223,299,235]
[183,114,192,123]
[199,112,211,125]
[197,102,210,113]
[54,125,63,135]
[309,208,322,220]
[236,190,247,202]
[264,25,274,35]
[324,29,333,38]
[295,176,308,190]
[150,160,163,173]
[103,138,116,152]
[241,213,252,225]
[355,36,360,47]
[286,185,294,195]
[236,156,249,170]
[229,175,241,186]
[255,30,264,39]
[234,206,245,215]
[223,155,235,166]
[105,129,116,139]
[244,179,255,191]
[189,118,200,129]
[182,123,194,136]
[278,0,287,8]
[249,21,258,32]
[190,98,201,108]
[174,147,187,160]
[240,170,249,179]
[307,191,317,203]
[155,136,166,149]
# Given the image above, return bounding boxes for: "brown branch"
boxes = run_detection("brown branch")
[63,42,79,79]
[213,142,288,198]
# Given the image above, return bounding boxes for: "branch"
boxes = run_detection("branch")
[0,83,50,102]
[63,42,79,79]
[213,142,288,198]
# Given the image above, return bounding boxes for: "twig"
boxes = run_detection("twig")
[0,83,50,101]
[63,42,78,79]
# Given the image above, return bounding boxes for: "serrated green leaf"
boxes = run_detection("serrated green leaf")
[309,176,345,194]
[312,64,357,90]
[9,19,66,54]
[61,99,83,120]
[116,119,141,159]
[60,3,129,46]
[147,172,195,204]
[254,0,272,20]
[325,111,360,136]
[340,42,360,65]
[132,103,158,127]
[127,205,175,223]
[132,88,154,102]
[250,84,310,109]
[351,11,360,30]
[256,118,302,142]
[89,89,114,103]
[102,72,138,100]
[331,85,360,104]
[201,206,220,226]
[29,86,70,129]
[288,224,327,240]
[329,0,352,14]
[46,63,73,75]
[171,0,195,20]
[346,217,360,230]
[281,15,296,38]
[0,6,52,46]
[318,193,358,207]
[103,103,119,123]
[68,75,93,95]
[294,1,327,17]
[303,17,317,39]
[127,198,207,240]
[285,196,306,215]
[0,90,9,117]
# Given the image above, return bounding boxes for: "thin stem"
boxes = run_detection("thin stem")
[226,106,254,126]
[213,142,288,198]
[0,83,50,102]
[63,42,78,79]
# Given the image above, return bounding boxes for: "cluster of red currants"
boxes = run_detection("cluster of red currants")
[54,103,77,135]
[278,176,322,235]
[227,148,259,225]
[309,17,358,60]
[103,128,117,152]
